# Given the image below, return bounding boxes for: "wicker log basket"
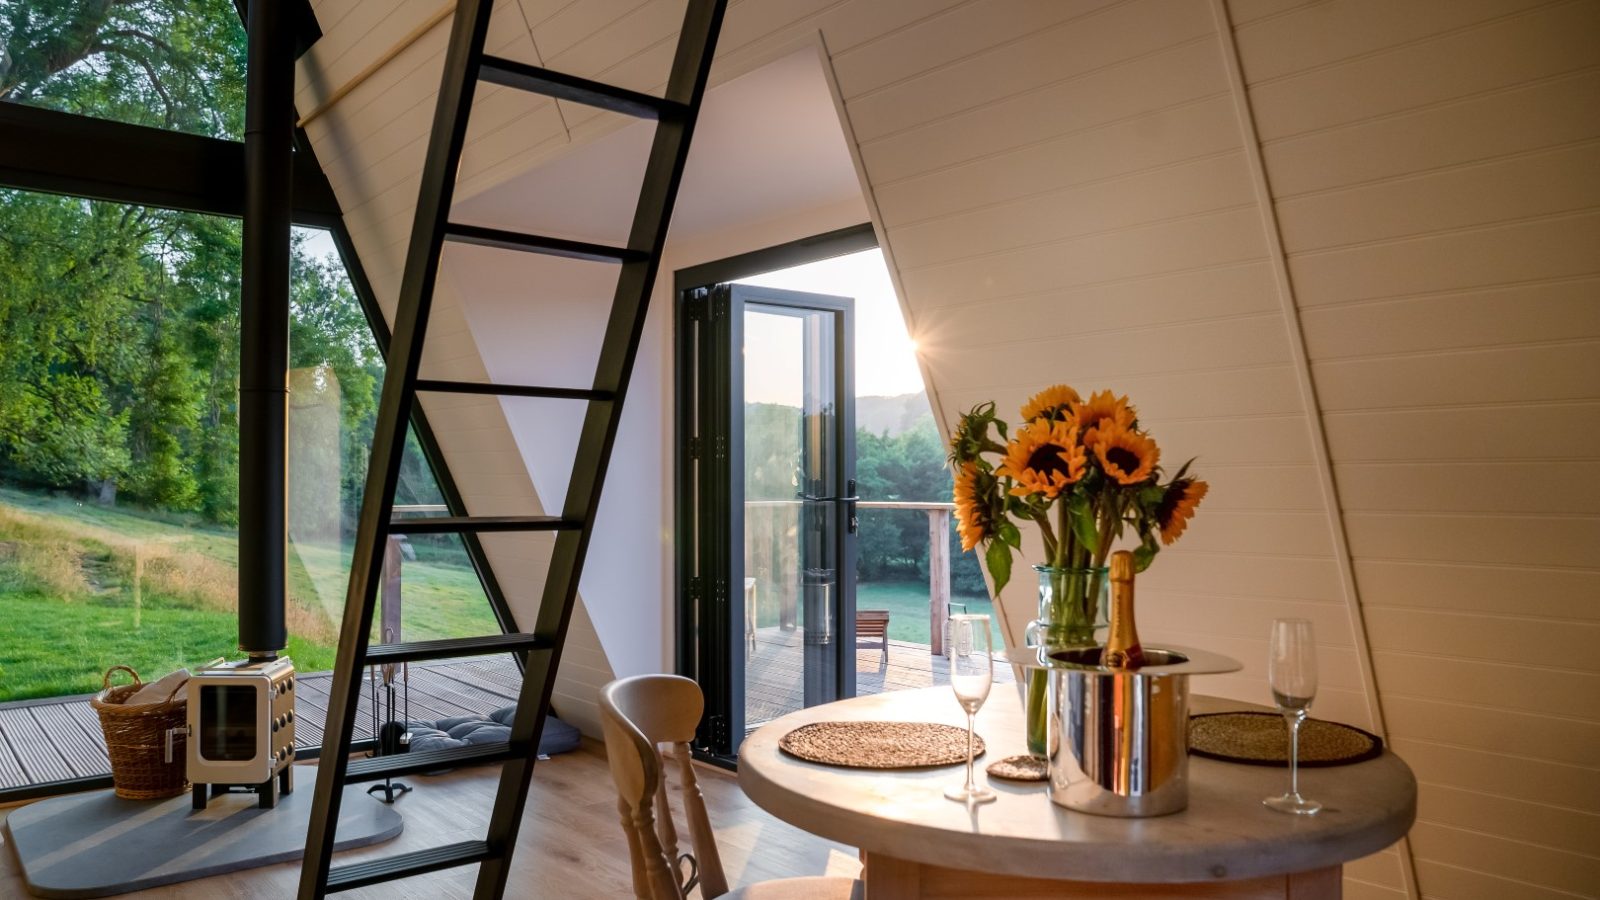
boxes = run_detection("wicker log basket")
[91,665,190,800]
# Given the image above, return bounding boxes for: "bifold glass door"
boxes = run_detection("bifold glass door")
[679,283,855,759]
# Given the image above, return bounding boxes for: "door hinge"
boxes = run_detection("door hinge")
[685,288,708,321]
[688,436,701,460]
[707,714,729,747]
[687,575,703,603]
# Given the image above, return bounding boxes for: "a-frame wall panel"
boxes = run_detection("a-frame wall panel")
[1228,1,1600,899]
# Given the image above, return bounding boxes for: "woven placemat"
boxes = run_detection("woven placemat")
[1189,712,1383,767]
[779,721,984,769]
[986,754,1047,782]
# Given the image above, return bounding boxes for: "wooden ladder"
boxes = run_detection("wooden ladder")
[297,2,726,896]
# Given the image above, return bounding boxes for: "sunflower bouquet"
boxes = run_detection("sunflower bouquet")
[949,384,1208,649]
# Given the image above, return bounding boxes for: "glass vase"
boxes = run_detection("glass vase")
[1023,564,1108,757]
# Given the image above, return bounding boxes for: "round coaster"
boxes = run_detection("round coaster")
[1189,712,1383,767]
[779,721,984,769]
[986,754,1047,782]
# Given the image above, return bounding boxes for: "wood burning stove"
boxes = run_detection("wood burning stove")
[187,657,296,809]
[190,0,299,814]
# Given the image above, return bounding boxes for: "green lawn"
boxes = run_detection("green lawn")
[856,580,1005,649]
[0,486,499,702]
[0,486,1005,702]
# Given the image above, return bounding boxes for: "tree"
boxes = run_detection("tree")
[288,235,381,535]
[1,0,246,136]
[0,2,398,530]
[851,416,987,594]
[0,192,144,496]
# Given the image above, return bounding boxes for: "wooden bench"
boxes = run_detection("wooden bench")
[856,609,891,661]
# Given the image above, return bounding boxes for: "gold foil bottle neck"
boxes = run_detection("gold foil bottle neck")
[1103,550,1145,669]
[1110,551,1134,583]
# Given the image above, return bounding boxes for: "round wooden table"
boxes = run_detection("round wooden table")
[739,686,1415,899]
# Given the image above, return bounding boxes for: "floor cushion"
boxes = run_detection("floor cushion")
[406,706,581,757]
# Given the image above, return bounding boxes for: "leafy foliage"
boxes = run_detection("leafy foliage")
[0,2,385,529]
[1,0,246,137]
[742,399,988,595]
[854,418,987,595]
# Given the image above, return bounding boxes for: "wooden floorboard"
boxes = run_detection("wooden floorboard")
[403,676,509,718]
[0,658,522,797]
[438,657,523,693]
[0,744,863,899]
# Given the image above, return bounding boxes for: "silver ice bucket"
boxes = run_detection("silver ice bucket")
[1046,645,1240,817]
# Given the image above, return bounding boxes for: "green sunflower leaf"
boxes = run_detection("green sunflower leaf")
[986,540,1013,595]
[1069,494,1099,555]
[1132,528,1161,573]
[1140,483,1167,506]
[998,518,1022,549]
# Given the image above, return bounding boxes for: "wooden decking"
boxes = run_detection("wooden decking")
[745,626,1014,729]
[0,656,522,797]
[1,638,1016,795]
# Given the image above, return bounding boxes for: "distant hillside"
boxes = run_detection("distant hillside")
[740,393,936,438]
[855,393,935,437]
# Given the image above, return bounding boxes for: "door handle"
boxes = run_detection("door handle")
[799,479,858,532]
[798,496,859,532]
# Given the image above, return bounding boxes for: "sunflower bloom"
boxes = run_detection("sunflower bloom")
[1072,390,1135,445]
[1020,384,1081,423]
[1090,421,1159,485]
[1156,478,1209,545]
[996,419,1087,499]
[952,462,990,552]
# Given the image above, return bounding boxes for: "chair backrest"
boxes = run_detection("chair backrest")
[599,674,729,900]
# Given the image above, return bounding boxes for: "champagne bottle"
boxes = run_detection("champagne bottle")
[1102,550,1145,669]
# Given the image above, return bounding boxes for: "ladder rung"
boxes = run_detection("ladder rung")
[345,743,517,784]
[366,632,552,665]
[388,515,580,534]
[326,840,495,892]
[444,221,646,263]
[478,55,686,120]
[415,379,614,402]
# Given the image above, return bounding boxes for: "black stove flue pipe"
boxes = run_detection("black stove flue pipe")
[237,0,294,660]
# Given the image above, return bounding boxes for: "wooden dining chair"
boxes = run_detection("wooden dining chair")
[599,675,862,900]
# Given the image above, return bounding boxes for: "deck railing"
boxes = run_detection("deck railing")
[744,499,958,655]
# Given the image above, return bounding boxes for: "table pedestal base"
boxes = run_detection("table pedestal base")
[860,853,1341,900]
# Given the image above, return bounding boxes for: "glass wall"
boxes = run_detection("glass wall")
[286,232,500,654]
[0,1,502,709]
[0,203,498,702]
[0,188,244,700]
[1,0,246,139]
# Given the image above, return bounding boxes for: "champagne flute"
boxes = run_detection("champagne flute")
[1263,618,1322,815]
[944,614,996,805]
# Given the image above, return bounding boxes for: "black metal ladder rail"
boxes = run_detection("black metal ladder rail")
[296,1,726,897]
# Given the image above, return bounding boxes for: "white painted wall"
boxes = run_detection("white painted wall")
[443,43,869,677]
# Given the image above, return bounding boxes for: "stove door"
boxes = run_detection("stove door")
[197,684,259,762]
